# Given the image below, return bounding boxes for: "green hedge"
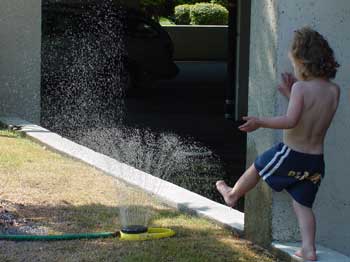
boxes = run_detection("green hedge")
[138,0,229,22]
[174,4,192,25]
[210,0,228,9]
[190,3,228,25]
[174,0,228,9]
[174,0,210,5]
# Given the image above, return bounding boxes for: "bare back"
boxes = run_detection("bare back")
[283,79,340,154]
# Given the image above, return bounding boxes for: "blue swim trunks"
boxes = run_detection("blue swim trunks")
[254,143,324,208]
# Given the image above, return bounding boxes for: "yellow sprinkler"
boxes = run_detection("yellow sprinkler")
[119,225,175,241]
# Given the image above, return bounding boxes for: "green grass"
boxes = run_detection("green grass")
[0,127,278,262]
[159,17,176,25]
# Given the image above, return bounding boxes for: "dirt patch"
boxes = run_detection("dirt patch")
[0,200,48,235]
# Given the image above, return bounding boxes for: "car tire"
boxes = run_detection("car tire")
[128,64,156,88]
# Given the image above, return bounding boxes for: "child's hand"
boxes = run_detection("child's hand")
[238,116,261,132]
[278,72,297,98]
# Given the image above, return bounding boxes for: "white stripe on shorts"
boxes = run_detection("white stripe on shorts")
[262,147,291,181]
[259,144,287,177]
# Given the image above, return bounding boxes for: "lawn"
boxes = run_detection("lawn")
[159,17,176,25]
[0,128,278,262]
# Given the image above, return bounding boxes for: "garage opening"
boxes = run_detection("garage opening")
[41,0,251,211]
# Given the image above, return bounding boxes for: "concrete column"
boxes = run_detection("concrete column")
[244,0,279,247]
[245,0,350,256]
[0,0,41,124]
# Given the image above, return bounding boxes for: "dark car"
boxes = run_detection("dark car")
[42,1,179,88]
[126,9,179,87]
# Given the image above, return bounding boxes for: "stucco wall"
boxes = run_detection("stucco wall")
[247,0,350,255]
[276,0,350,254]
[0,0,41,123]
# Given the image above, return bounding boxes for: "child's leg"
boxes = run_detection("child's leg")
[216,164,260,207]
[292,200,317,261]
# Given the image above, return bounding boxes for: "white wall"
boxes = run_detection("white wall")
[0,0,41,123]
[247,0,350,255]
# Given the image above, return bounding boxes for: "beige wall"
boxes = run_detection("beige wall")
[246,0,350,255]
[0,0,41,123]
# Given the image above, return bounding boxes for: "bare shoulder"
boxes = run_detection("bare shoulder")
[292,81,307,88]
[289,81,309,99]
[330,81,340,94]
[327,81,341,101]
[291,80,307,92]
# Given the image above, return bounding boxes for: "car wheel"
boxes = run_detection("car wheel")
[129,65,156,88]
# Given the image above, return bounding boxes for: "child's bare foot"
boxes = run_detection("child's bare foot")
[215,180,237,207]
[295,249,317,261]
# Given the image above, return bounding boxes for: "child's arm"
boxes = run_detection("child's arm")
[278,72,297,99]
[239,83,304,132]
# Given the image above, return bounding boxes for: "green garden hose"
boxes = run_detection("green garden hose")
[0,232,118,241]
[0,227,175,241]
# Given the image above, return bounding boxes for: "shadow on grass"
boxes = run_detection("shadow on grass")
[0,200,276,262]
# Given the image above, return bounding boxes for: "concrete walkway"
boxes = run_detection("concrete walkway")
[272,242,350,262]
[1,116,349,262]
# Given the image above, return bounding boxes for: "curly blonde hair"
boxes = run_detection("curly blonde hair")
[290,27,339,80]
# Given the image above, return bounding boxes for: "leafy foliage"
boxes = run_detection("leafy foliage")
[174,4,192,25]
[138,0,229,23]
[190,3,228,25]
[174,0,210,5]
[210,0,229,9]
[174,0,228,9]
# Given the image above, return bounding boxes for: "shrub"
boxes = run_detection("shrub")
[210,0,229,9]
[174,4,192,25]
[174,0,228,9]
[174,0,210,5]
[190,3,228,25]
